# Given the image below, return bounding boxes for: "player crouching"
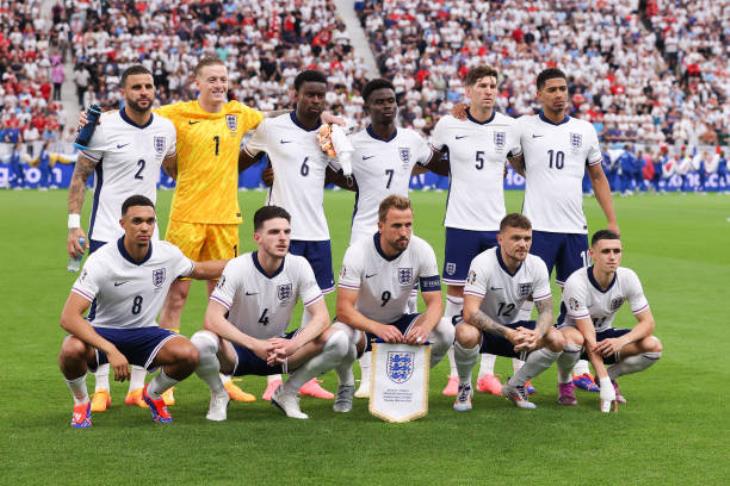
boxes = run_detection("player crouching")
[59,196,228,428]
[190,206,350,421]
[558,230,662,410]
[453,214,583,411]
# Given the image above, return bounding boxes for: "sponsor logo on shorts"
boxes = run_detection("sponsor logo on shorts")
[387,351,414,384]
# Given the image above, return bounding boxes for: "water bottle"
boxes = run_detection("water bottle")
[67,237,86,272]
[73,104,102,150]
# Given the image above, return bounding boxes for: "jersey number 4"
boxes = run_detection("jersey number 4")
[258,308,270,326]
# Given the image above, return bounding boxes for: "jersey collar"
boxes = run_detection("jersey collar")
[466,108,496,125]
[252,251,285,279]
[538,110,570,126]
[366,124,398,142]
[120,107,154,129]
[373,232,403,262]
[495,246,522,277]
[586,265,617,293]
[117,236,152,265]
[290,111,321,132]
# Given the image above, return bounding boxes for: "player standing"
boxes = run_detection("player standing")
[431,66,527,398]
[558,230,662,407]
[510,68,619,392]
[453,213,581,411]
[191,206,350,420]
[331,195,454,413]
[66,65,176,412]
[58,195,226,428]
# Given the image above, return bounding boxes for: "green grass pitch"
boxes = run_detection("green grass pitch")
[1,189,728,484]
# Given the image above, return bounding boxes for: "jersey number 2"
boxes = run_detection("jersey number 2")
[134,159,145,180]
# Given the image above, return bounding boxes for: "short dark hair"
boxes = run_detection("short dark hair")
[121,65,152,87]
[536,68,567,90]
[194,56,225,77]
[591,229,620,246]
[378,195,412,223]
[499,213,532,232]
[122,195,155,215]
[465,65,499,86]
[362,78,395,103]
[294,70,327,92]
[253,205,291,230]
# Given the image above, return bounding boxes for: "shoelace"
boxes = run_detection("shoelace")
[458,386,471,401]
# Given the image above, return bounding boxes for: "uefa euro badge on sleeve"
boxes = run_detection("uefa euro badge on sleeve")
[369,342,430,423]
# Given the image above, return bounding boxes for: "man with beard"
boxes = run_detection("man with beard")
[66,65,177,412]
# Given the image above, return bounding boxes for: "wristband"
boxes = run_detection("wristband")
[68,213,81,229]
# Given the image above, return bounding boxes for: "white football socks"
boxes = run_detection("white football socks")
[283,331,349,393]
[573,359,591,376]
[478,353,496,377]
[127,365,146,393]
[557,343,582,384]
[65,374,89,405]
[454,341,480,386]
[94,364,110,392]
[147,369,178,400]
[508,348,560,387]
[191,331,225,395]
[444,295,464,378]
[609,352,662,380]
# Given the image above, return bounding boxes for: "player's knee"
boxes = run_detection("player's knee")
[326,330,350,360]
[429,318,454,350]
[191,330,220,356]
[645,336,663,354]
[455,323,480,348]
[59,336,87,362]
[545,329,565,352]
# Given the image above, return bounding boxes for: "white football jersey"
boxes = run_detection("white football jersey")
[338,234,441,324]
[245,113,338,241]
[348,127,432,244]
[513,113,602,234]
[431,112,520,231]
[210,252,323,339]
[81,110,176,243]
[464,247,552,325]
[72,238,194,329]
[562,266,649,332]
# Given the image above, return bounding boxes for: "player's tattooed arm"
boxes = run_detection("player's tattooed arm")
[162,153,177,180]
[534,296,554,337]
[508,153,525,176]
[467,308,514,339]
[68,154,95,215]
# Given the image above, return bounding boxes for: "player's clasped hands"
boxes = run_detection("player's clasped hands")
[266,337,297,366]
[511,326,541,353]
[403,326,429,346]
[375,324,405,344]
[594,337,624,357]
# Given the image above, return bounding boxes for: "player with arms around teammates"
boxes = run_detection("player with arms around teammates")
[66,65,177,412]
[239,70,347,401]
[510,68,619,392]
[58,195,227,428]
[453,213,583,411]
[330,195,454,413]
[190,206,351,421]
[558,230,662,408]
[431,65,528,398]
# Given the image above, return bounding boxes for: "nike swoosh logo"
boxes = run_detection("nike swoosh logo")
[362,155,375,160]
[116,143,129,149]
[532,134,544,138]
[489,286,503,291]
[280,139,292,144]
[455,135,468,140]
[365,273,377,278]
[245,291,259,296]
[114,281,130,287]
[188,121,200,125]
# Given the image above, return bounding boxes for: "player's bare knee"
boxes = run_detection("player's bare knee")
[645,336,662,353]
[544,329,565,352]
[59,336,88,362]
[455,323,480,348]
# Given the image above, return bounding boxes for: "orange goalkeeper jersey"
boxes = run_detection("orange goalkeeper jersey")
[156,100,264,224]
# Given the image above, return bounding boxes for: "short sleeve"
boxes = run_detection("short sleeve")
[338,246,363,290]
[165,123,177,157]
[463,257,487,298]
[71,256,101,302]
[170,245,194,279]
[586,124,602,165]
[237,103,264,134]
[244,118,269,157]
[416,240,441,292]
[531,258,552,302]
[431,118,447,151]
[625,269,649,315]
[296,258,323,307]
[209,260,240,310]
[79,117,107,163]
[506,123,522,158]
[563,277,590,320]
[413,133,433,167]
